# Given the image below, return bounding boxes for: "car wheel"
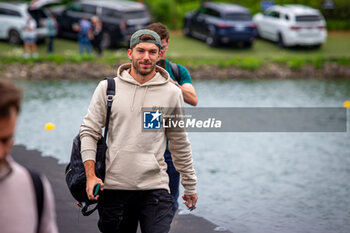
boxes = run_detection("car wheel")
[8,29,21,45]
[312,44,322,49]
[277,33,285,48]
[244,41,253,48]
[183,25,192,37]
[101,32,111,49]
[206,35,217,47]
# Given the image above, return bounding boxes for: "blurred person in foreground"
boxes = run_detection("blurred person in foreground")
[0,80,58,233]
[80,29,197,233]
[147,22,198,216]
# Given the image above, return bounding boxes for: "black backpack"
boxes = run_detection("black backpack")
[28,169,44,233]
[65,78,115,216]
[169,61,180,84]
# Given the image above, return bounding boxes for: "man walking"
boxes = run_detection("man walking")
[80,29,197,233]
[0,80,58,233]
[147,22,198,215]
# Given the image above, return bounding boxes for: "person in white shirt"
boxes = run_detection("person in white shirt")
[23,16,38,58]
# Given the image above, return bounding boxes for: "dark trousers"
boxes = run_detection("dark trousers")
[92,34,103,56]
[97,189,174,233]
[164,150,180,214]
[47,36,55,53]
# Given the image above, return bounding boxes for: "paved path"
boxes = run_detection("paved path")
[12,145,232,233]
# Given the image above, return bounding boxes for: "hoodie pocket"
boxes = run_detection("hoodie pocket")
[108,150,162,189]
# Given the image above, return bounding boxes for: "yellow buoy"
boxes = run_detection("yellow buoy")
[45,122,55,131]
[343,101,350,108]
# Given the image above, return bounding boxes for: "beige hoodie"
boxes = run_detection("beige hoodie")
[80,63,197,195]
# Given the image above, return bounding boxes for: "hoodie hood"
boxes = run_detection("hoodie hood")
[117,63,170,86]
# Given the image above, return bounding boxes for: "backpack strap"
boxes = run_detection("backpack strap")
[28,169,44,233]
[169,61,181,84]
[81,78,115,217]
[81,202,98,216]
[103,78,116,140]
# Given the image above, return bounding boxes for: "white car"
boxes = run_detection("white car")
[0,0,59,44]
[253,4,327,48]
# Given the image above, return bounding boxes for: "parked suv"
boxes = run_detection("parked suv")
[0,1,55,44]
[53,0,151,48]
[183,2,257,47]
[253,4,327,48]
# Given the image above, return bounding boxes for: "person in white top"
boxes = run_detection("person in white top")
[23,16,38,58]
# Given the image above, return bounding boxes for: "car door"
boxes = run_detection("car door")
[262,9,280,41]
[257,10,270,39]
[190,7,207,39]
[268,10,281,41]
[202,7,220,39]
[0,6,23,39]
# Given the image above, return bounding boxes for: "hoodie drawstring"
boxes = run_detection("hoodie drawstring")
[131,85,137,112]
[139,86,149,113]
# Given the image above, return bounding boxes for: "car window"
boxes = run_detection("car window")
[267,10,280,18]
[0,7,21,17]
[123,10,148,19]
[28,9,47,23]
[81,4,96,14]
[198,6,207,14]
[295,15,321,22]
[205,8,220,18]
[67,2,82,12]
[102,8,120,19]
[224,13,252,21]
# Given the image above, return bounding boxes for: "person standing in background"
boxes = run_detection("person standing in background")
[91,16,103,56]
[74,16,92,54]
[23,16,38,59]
[146,22,198,216]
[45,13,58,54]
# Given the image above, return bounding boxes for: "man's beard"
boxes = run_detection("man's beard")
[132,59,156,76]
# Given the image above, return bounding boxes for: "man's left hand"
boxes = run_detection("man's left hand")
[182,193,198,210]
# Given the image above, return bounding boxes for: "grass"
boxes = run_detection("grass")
[0,31,350,70]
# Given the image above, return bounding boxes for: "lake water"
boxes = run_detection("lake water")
[14,79,350,233]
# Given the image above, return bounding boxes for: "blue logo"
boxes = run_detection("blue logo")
[143,110,162,129]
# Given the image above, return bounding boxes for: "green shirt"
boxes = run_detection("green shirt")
[164,60,193,151]
[164,59,192,85]
[46,18,57,37]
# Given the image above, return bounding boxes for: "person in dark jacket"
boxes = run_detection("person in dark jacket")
[91,16,103,56]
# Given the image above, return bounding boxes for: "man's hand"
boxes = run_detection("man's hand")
[86,176,104,201]
[182,193,198,211]
[84,160,104,201]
